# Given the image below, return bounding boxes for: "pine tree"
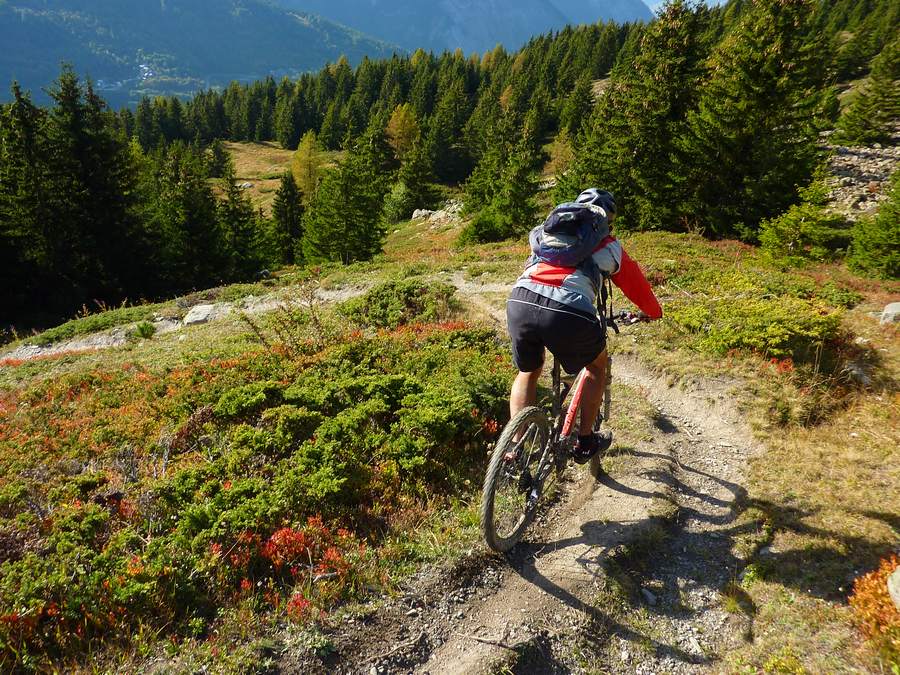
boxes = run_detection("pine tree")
[274,83,301,150]
[44,68,147,308]
[134,96,160,149]
[318,100,345,150]
[291,130,323,203]
[848,170,900,279]
[218,162,262,279]
[385,103,421,162]
[560,74,595,137]
[424,77,472,184]
[206,139,232,178]
[271,172,304,265]
[461,118,539,243]
[142,143,226,292]
[835,37,900,144]
[383,141,438,223]
[301,130,390,264]
[680,0,831,240]
[563,0,712,231]
[0,84,51,318]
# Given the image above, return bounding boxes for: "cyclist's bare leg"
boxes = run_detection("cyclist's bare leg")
[510,367,542,440]
[578,349,609,433]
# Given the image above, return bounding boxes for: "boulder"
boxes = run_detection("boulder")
[881,302,900,325]
[412,209,434,220]
[889,567,900,611]
[183,304,216,326]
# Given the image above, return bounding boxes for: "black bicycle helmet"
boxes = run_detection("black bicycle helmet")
[576,188,616,217]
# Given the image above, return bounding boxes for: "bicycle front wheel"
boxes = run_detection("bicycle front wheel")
[481,406,551,553]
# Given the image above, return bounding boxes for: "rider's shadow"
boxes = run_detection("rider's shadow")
[510,520,706,666]
[503,430,755,667]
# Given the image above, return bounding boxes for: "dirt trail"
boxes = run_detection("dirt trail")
[0,285,374,362]
[413,357,757,675]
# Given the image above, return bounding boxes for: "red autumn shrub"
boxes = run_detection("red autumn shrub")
[849,555,900,662]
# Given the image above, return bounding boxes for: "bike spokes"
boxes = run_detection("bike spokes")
[485,417,548,547]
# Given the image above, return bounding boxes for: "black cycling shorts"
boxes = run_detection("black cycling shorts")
[506,287,606,375]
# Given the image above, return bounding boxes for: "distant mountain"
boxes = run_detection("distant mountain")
[276,0,654,53]
[0,0,396,106]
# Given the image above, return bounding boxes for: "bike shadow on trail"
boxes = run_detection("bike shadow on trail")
[598,446,747,521]
[500,436,757,668]
[507,517,707,667]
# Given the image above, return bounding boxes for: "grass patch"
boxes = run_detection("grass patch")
[17,302,171,347]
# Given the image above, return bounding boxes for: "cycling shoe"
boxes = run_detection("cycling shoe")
[571,430,613,465]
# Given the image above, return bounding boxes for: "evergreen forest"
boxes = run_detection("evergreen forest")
[1,0,897,330]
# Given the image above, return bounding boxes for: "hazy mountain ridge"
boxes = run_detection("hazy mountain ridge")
[0,0,396,105]
[277,0,653,53]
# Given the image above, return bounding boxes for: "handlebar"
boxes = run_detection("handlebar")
[611,310,651,326]
[605,310,651,334]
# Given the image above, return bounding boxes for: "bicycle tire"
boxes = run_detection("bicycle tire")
[481,406,551,553]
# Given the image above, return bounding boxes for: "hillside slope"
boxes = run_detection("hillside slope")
[0,138,897,672]
[275,0,653,53]
[0,0,395,106]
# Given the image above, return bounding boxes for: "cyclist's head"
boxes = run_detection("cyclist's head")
[576,188,616,222]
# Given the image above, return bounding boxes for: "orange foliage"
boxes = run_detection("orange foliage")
[849,555,900,661]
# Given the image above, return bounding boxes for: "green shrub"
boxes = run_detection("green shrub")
[458,205,522,244]
[341,280,458,329]
[0,326,513,667]
[213,381,284,421]
[670,296,842,360]
[759,203,850,263]
[23,303,166,346]
[382,180,420,224]
[848,171,900,280]
[134,321,157,339]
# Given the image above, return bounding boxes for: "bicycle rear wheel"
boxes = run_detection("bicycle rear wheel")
[481,406,551,553]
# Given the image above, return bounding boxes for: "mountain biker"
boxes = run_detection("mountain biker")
[506,189,663,464]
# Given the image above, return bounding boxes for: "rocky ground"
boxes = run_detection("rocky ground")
[824,127,900,220]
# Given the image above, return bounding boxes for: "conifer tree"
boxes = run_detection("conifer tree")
[291,130,323,203]
[680,0,831,240]
[424,77,472,184]
[206,139,232,178]
[271,172,304,265]
[835,37,900,144]
[383,141,438,223]
[560,74,595,137]
[143,143,225,292]
[848,170,900,279]
[301,129,390,263]
[218,162,262,279]
[562,0,711,231]
[45,68,147,306]
[319,100,345,150]
[385,103,421,162]
[274,83,301,149]
[462,117,539,243]
[0,84,51,318]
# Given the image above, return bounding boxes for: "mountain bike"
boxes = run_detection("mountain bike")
[480,309,646,553]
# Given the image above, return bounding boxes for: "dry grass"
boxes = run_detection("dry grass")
[223,142,345,215]
[224,141,294,214]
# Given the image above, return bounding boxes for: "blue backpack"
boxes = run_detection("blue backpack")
[528,202,611,283]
